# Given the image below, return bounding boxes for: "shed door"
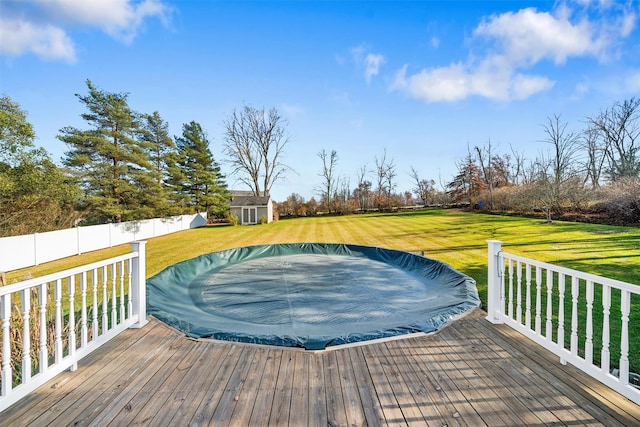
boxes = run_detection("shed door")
[242,207,257,224]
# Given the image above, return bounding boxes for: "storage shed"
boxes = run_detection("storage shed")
[229,191,273,225]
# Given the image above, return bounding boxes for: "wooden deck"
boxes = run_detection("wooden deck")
[3,309,639,426]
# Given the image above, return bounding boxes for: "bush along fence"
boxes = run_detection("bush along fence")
[0,242,147,412]
[0,213,206,272]
[486,240,640,405]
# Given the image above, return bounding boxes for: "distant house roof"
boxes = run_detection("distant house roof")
[230,195,271,207]
[230,190,255,197]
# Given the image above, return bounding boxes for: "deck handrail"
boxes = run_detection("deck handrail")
[486,240,640,405]
[0,241,147,413]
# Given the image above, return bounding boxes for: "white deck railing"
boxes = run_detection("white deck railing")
[486,240,640,405]
[0,241,148,412]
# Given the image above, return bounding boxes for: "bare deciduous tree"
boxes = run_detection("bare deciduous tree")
[588,97,640,181]
[475,141,495,209]
[317,149,339,213]
[582,126,606,189]
[534,114,581,221]
[375,149,396,209]
[409,166,436,206]
[223,105,291,196]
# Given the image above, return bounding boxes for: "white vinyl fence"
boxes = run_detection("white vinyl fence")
[0,213,206,272]
[486,240,640,405]
[0,242,147,412]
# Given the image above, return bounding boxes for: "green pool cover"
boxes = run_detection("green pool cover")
[147,243,479,349]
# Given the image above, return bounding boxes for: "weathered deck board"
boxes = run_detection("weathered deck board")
[386,338,456,426]
[248,348,281,427]
[308,351,327,427]
[347,346,386,426]
[466,315,640,426]
[268,349,295,426]
[2,308,639,426]
[324,350,350,426]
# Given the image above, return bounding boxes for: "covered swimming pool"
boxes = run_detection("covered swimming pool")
[147,243,479,350]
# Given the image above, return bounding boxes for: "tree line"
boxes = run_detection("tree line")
[280,97,640,226]
[0,80,290,237]
[3,81,639,236]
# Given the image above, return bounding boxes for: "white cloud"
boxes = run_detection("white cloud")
[391,3,634,103]
[0,0,171,61]
[619,10,637,37]
[430,36,440,49]
[391,64,471,102]
[391,61,554,102]
[350,44,385,83]
[364,53,385,84]
[0,17,76,62]
[474,7,605,65]
[511,74,556,99]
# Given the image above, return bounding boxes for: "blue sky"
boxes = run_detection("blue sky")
[2,0,640,201]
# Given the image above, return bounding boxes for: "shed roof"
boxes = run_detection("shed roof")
[230,195,271,207]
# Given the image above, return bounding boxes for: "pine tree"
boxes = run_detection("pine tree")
[140,111,175,186]
[169,121,230,216]
[59,80,155,223]
[138,111,177,216]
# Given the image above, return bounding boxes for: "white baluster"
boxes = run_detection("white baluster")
[92,269,98,339]
[127,258,133,319]
[535,266,542,334]
[500,255,506,318]
[585,280,594,365]
[119,261,125,324]
[111,263,117,328]
[508,258,514,319]
[102,265,108,333]
[21,289,31,383]
[68,275,77,371]
[525,263,532,329]
[570,276,579,357]
[1,294,12,396]
[601,285,611,374]
[39,283,47,374]
[619,290,630,385]
[516,261,522,324]
[54,279,62,364]
[80,271,88,348]
[557,273,566,359]
[546,269,554,340]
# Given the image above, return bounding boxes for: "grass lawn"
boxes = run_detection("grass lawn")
[5,208,640,371]
[9,209,640,301]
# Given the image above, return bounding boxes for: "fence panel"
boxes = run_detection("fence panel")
[154,217,181,235]
[0,214,206,273]
[78,224,111,253]
[34,229,78,265]
[0,236,36,272]
[133,219,156,240]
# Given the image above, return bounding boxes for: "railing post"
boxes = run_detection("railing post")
[486,240,503,324]
[129,241,148,329]
[1,294,12,397]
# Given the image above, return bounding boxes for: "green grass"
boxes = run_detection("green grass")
[5,209,640,372]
